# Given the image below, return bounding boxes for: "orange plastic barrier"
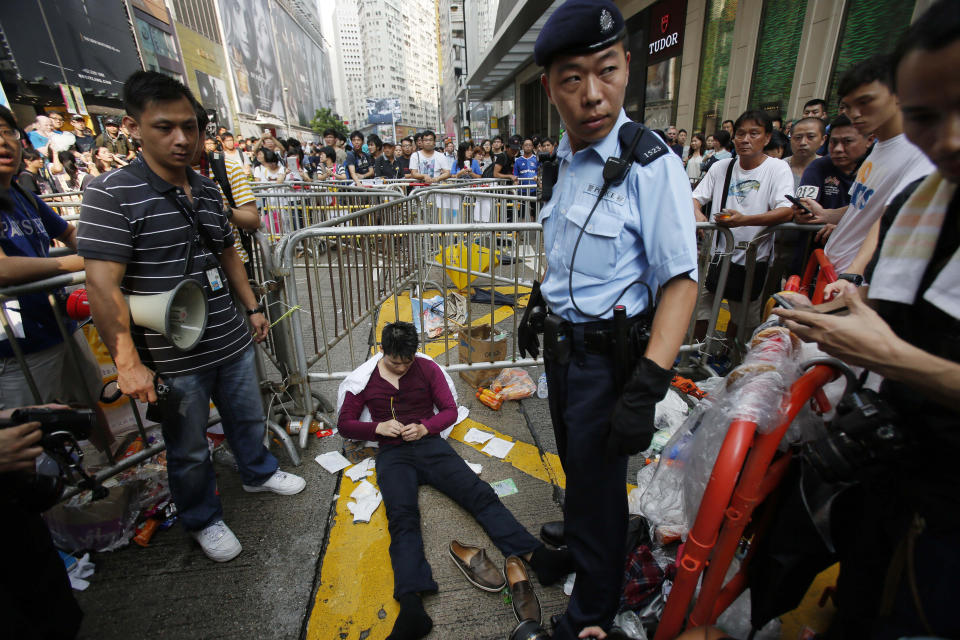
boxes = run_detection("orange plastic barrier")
[799,249,839,304]
[654,362,840,639]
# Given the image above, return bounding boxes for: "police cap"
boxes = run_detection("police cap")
[534,0,626,68]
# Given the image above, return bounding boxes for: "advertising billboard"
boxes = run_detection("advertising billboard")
[272,6,334,127]
[195,70,234,133]
[367,98,402,124]
[0,0,141,94]
[218,0,285,116]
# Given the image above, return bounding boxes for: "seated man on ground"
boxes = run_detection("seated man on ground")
[337,322,571,640]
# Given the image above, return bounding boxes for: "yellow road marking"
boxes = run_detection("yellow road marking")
[447,418,566,488]
[305,415,551,640]
[306,471,396,640]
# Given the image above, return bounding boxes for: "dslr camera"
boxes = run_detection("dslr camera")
[0,407,107,511]
[802,387,908,484]
[537,152,558,203]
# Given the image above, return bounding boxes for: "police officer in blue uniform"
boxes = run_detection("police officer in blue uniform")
[516,1,699,638]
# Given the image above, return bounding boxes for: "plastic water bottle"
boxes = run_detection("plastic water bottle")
[537,372,548,399]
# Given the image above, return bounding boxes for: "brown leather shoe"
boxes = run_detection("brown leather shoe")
[449,540,506,592]
[505,555,541,624]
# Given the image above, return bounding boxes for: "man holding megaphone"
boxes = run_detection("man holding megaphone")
[77,71,305,563]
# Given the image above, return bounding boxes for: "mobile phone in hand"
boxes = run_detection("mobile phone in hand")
[785,194,812,215]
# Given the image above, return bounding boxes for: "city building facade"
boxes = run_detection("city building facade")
[464,0,939,141]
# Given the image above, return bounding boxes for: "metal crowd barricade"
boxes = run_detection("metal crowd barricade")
[0,252,303,501]
[677,222,825,374]
[253,182,406,240]
[39,191,84,222]
[267,185,545,448]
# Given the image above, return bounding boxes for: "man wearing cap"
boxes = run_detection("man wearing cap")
[375,140,402,179]
[71,116,95,153]
[95,117,131,159]
[517,1,698,638]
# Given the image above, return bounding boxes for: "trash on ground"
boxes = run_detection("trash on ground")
[489,478,518,497]
[348,479,382,523]
[457,324,507,387]
[480,437,515,459]
[59,551,95,591]
[563,572,576,596]
[490,368,536,400]
[466,462,482,474]
[464,427,495,444]
[345,457,375,482]
[476,387,503,410]
[315,450,351,473]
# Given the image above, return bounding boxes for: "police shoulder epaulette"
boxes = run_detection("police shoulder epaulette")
[618,122,669,166]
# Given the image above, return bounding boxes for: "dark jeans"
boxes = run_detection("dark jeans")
[375,436,540,599]
[545,330,628,640]
[161,346,278,531]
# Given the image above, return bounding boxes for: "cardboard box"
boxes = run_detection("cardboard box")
[458,324,507,388]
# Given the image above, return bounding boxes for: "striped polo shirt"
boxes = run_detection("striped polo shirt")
[78,156,251,376]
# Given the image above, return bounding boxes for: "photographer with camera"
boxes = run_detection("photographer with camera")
[774,4,960,636]
[1,405,83,639]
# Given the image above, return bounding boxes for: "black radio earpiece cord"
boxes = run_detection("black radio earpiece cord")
[568,126,653,319]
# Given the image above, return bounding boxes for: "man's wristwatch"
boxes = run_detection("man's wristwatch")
[246,304,266,316]
[837,273,864,287]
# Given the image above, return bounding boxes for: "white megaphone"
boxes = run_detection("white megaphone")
[126,279,208,352]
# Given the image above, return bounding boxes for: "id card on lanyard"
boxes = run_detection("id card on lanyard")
[162,189,223,291]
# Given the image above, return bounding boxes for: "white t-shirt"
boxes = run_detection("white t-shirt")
[409,151,450,179]
[253,164,285,183]
[692,156,794,264]
[824,134,934,272]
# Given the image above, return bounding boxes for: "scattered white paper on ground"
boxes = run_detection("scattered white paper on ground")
[348,491,382,523]
[481,437,515,459]
[466,462,482,475]
[563,572,576,596]
[464,427,495,444]
[345,457,375,482]
[363,440,380,448]
[315,450,351,473]
[350,479,377,500]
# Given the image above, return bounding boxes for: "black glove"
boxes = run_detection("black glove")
[607,357,674,458]
[518,280,545,358]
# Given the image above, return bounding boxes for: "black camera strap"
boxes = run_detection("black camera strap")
[123,162,222,278]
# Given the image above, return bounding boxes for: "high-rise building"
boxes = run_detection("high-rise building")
[333,0,366,128]
[333,0,440,133]
[438,0,465,140]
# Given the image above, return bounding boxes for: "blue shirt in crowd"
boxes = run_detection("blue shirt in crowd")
[0,187,74,358]
[513,153,539,195]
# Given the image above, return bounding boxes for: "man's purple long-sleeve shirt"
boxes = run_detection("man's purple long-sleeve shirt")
[338,358,457,445]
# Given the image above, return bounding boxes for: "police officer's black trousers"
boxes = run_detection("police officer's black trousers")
[545,334,628,639]
[375,436,541,600]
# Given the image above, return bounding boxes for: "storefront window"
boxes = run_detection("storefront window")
[749,0,808,118]
[644,58,680,129]
[826,0,915,113]
[693,0,738,135]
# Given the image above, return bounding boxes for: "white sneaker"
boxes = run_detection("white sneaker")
[243,469,306,496]
[190,520,242,562]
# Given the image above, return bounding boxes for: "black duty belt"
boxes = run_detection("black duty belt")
[560,315,649,356]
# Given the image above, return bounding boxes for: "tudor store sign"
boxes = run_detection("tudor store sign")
[647,0,687,65]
